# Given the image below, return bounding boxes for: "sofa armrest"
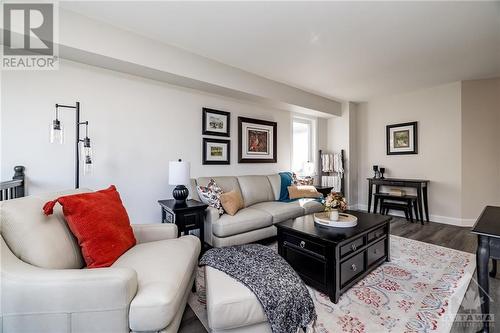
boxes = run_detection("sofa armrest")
[1,236,137,315]
[203,207,220,246]
[132,223,178,243]
[205,207,220,224]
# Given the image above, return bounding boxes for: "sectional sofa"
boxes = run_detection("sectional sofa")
[190,174,325,247]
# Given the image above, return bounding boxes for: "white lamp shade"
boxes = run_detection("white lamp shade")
[168,160,190,186]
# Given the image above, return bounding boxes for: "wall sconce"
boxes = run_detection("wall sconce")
[50,102,93,188]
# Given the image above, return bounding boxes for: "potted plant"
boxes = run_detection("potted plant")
[322,192,347,221]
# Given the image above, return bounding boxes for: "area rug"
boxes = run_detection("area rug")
[188,236,475,333]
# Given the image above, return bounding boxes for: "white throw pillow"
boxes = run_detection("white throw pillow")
[196,179,224,215]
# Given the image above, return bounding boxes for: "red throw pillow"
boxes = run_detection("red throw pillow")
[43,185,136,268]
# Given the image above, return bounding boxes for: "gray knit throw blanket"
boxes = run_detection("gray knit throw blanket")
[199,244,316,333]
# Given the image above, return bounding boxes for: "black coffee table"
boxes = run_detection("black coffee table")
[276,211,391,303]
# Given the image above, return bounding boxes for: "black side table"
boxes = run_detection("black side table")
[158,199,208,248]
[471,206,500,333]
[314,185,333,197]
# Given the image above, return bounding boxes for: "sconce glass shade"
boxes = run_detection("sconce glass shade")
[83,155,93,176]
[82,144,92,162]
[50,120,64,144]
[82,138,93,176]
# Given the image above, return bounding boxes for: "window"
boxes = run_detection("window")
[292,118,313,175]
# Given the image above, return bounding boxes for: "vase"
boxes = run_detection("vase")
[329,209,339,221]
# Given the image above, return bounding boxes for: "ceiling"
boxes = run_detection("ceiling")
[61,1,500,102]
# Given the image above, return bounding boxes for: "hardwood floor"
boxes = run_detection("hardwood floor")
[179,216,494,333]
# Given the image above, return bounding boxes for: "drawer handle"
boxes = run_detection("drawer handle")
[351,244,357,251]
[300,241,306,249]
[185,224,196,228]
[351,264,357,271]
[374,249,378,254]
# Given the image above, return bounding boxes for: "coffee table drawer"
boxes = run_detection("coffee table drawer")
[368,226,386,243]
[283,244,327,288]
[283,233,326,257]
[340,237,364,257]
[340,252,365,286]
[367,239,386,266]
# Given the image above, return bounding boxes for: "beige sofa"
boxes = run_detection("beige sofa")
[0,189,201,333]
[190,174,324,247]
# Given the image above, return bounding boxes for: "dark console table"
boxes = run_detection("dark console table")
[367,178,429,223]
[471,206,500,333]
[276,211,391,303]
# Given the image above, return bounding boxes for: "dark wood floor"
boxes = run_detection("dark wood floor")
[179,216,493,333]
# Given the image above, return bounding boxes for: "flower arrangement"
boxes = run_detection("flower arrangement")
[322,192,347,212]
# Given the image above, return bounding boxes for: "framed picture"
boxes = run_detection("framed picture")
[386,121,418,155]
[238,117,277,163]
[203,138,230,165]
[202,108,230,137]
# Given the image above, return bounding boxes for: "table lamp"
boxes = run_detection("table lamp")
[169,159,191,205]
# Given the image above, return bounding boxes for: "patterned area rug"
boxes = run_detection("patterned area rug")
[188,236,475,333]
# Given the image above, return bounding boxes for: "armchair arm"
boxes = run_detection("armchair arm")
[132,223,178,243]
[1,237,137,315]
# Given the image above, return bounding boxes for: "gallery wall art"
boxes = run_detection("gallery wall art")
[202,108,230,137]
[386,121,418,155]
[238,116,277,163]
[202,138,230,165]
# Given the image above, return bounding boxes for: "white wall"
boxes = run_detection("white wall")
[1,60,295,223]
[326,102,358,206]
[57,9,342,116]
[356,82,463,225]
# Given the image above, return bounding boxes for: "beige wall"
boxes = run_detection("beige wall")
[461,78,500,219]
[356,82,463,224]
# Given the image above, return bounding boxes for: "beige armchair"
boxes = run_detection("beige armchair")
[0,189,201,333]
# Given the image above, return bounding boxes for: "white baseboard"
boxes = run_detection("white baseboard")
[351,203,475,227]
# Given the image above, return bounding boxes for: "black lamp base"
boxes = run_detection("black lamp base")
[173,185,189,205]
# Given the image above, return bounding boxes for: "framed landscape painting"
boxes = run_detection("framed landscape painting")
[202,108,230,137]
[238,117,277,163]
[386,121,418,155]
[203,138,230,165]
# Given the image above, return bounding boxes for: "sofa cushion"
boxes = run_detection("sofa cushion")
[206,266,267,330]
[113,235,200,332]
[220,190,244,216]
[43,185,136,268]
[287,185,322,200]
[250,201,305,223]
[237,175,275,207]
[0,189,89,269]
[266,174,281,201]
[197,179,224,215]
[213,208,273,238]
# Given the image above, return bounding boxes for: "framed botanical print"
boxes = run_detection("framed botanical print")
[202,108,230,137]
[203,138,230,165]
[386,121,418,155]
[238,117,277,163]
